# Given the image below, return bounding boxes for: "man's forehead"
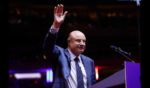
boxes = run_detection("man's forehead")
[71,30,83,34]
[70,31,85,37]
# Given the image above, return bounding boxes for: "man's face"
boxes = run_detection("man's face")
[68,31,86,56]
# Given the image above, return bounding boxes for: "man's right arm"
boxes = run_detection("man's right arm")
[42,26,58,55]
[42,4,68,57]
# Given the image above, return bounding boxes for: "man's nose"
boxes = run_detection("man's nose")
[80,41,85,45]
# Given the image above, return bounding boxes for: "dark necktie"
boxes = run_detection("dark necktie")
[74,57,84,88]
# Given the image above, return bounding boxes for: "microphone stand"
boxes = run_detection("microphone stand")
[116,47,135,63]
[110,45,135,63]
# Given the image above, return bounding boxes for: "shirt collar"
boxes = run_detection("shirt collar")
[67,48,81,61]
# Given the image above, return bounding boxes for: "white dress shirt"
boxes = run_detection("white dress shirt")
[66,49,87,88]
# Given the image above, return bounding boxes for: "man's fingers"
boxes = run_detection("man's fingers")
[54,6,57,15]
[63,11,68,18]
[59,4,64,14]
[54,4,67,19]
[56,4,63,13]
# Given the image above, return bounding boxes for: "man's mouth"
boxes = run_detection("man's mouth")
[78,45,85,49]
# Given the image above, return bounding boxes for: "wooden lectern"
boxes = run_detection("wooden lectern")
[91,61,141,88]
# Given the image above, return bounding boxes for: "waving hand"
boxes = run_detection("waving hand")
[52,4,68,28]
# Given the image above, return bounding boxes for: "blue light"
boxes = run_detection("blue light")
[46,69,53,83]
[9,68,54,83]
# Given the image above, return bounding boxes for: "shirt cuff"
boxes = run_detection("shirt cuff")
[49,25,59,34]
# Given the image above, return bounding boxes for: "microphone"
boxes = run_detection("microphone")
[110,45,135,63]
[110,45,131,56]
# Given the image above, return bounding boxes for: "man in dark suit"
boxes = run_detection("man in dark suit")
[43,4,96,88]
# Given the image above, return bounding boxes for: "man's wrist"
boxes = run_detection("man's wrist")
[52,21,61,28]
[49,25,59,34]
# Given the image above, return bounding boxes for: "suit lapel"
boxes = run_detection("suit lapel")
[64,49,71,62]
[62,49,71,79]
[81,55,90,85]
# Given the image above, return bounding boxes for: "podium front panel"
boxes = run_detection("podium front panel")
[125,61,141,88]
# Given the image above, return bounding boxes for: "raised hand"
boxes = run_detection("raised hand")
[52,4,68,28]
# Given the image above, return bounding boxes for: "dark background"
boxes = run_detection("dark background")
[8,0,142,87]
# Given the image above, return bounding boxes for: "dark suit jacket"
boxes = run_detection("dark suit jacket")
[43,30,96,88]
